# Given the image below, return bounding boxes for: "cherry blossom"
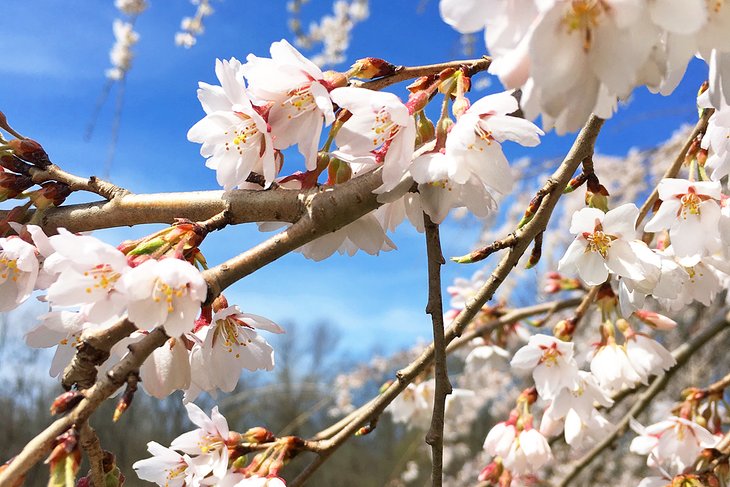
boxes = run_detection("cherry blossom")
[242,39,336,170]
[132,441,205,487]
[330,86,416,193]
[187,305,284,400]
[484,423,552,475]
[170,403,231,481]
[0,234,39,311]
[589,341,644,392]
[630,416,719,474]
[644,178,722,265]
[624,332,676,381]
[119,258,207,337]
[445,91,543,194]
[409,151,498,224]
[559,204,656,286]
[510,334,580,399]
[43,229,130,323]
[188,58,276,188]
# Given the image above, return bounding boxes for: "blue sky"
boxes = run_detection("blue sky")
[0,1,709,357]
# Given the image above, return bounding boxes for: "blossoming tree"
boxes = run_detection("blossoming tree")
[3,0,730,486]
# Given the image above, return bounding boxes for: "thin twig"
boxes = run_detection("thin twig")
[78,422,106,487]
[29,164,130,201]
[353,57,492,92]
[637,108,713,227]
[556,310,730,486]
[423,214,450,487]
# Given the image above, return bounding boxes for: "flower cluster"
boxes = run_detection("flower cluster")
[440,0,730,132]
[17,223,283,401]
[187,40,544,260]
[133,403,286,486]
[175,0,214,49]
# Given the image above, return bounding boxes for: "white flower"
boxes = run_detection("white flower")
[559,204,655,286]
[330,87,416,193]
[624,333,676,380]
[445,91,543,193]
[510,334,580,399]
[630,416,718,474]
[141,334,192,399]
[43,229,129,323]
[296,211,397,261]
[170,403,231,481]
[119,258,207,337]
[25,310,100,377]
[644,178,722,266]
[483,421,517,459]
[0,235,39,311]
[410,152,499,224]
[493,427,553,475]
[187,305,283,400]
[589,341,643,392]
[132,441,204,487]
[242,39,336,170]
[188,58,276,189]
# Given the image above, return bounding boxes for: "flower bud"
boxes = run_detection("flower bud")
[478,460,503,482]
[7,138,51,167]
[240,426,275,445]
[634,310,677,330]
[348,57,397,80]
[0,153,31,175]
[27,181,71,209]
[415,112,435,146]
[118,219,207,266]
[322,70,348,90]
[563,172,588,193]
[553,318,576,341]
[50,391,83,415]
[0,169,34,202]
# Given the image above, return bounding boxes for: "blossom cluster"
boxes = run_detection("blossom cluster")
[441,0,730,133]
[2,222,284,401]
[133,403,286,486]
[187,40,543,260]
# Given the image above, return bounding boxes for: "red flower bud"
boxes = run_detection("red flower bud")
[8,139,50,167]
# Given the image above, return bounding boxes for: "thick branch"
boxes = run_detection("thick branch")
[556,310,730,486]
[423,215,450,487]
[290,115,605,487]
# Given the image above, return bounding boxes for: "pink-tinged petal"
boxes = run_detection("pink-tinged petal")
[569,207,605,234]
[577,251,609,286]
[644,199,681,233]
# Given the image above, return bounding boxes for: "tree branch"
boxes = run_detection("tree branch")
[423,214,450,487]
[353,57,492,92]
